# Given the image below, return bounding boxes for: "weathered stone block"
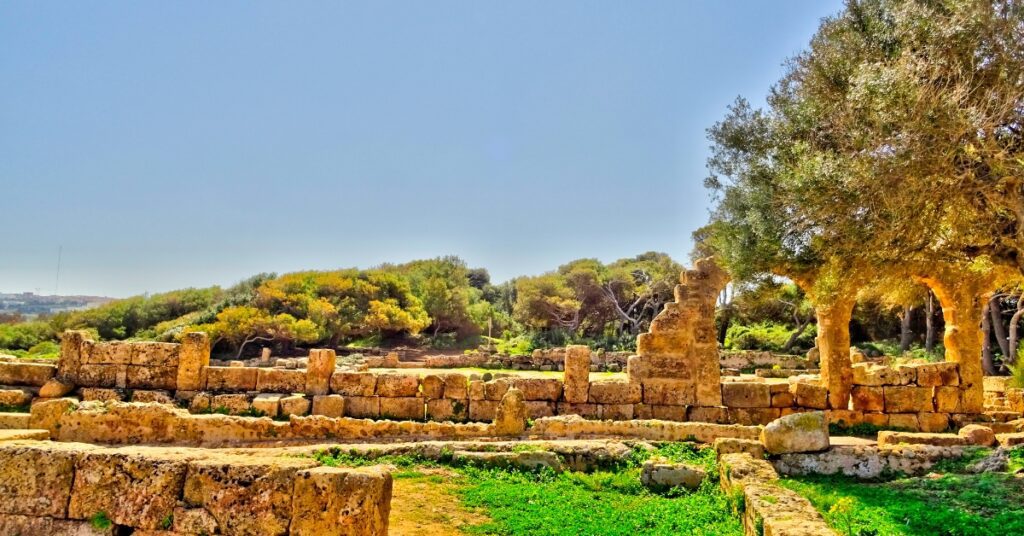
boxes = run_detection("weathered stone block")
[713,437,765,459]
[728,407,781,425]
[173,507,219,535]
[851,363,896,386]
[57,330,88,383]
[290,466,392,536]
[468,380,486,401]
[825,410,863,428]
[640,459,705,490]
[0,361,56,387]
[305,349,335,396]
[468,400,498,421]
[126,365,177,390]
[184,457,317,536]
[484,379,511,401]
[312,394,345,418]
[375,374,420,398]
[205,366,257,392]
[379,397,423,420]
[426,398,468,422]
[0,443,80,517]
[509,378,563,401]
[345,396,380,418]
[280,394,311,417]
[563,344,591,404]
[958,424,996,446]
[688,406,729,424]
[0,388,32,407]
[934,386,962,413]
[86,342,133,365]
[721,382,771,408]
[851,386,885,412]
[211,394,251,415]
[330,372,377,397]
[862,412,888,428]
[761,411,829,454]
[917,412,949,433]
[597,403,634,420]
[80,387,123,402]
[884,386,934,413]
[915,362,959,387]
[441,373,468,399]
[131,390,174,404]
[588,380,641,404]
[251,394,282,417]
[421,375,445,399]
[642,378,695,406]
[0,412,31,429]
[39,378,75,398]
[69,452,187,530]
[131,342,180,367]
[492,389,528,436]
[77,364,120,387]
[556,402,599,419]
[771,390,795,408]
[524,400,556,419]
[791,382,828,409]
[29,397,79,436]
[888,413,920,431]
[651,404,688,421]
[0,514,113,535]
[177,332,210,392]
[256,368,306,393]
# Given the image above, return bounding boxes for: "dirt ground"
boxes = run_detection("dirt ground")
[388,468,490,536]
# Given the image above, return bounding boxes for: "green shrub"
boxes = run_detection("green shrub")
[725,322,816,353]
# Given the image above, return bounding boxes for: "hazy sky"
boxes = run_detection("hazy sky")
[1,1,843,297]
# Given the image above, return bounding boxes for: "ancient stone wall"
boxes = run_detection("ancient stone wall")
[0,441,391,535]
[849,361,965,432]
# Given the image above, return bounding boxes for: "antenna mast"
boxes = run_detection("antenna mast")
[55,245,62,295]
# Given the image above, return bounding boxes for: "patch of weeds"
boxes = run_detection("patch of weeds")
[510,443,544,453]
[1009,446,1024,472]
[198,405,231,415]
[89,511,112,530]
[0,403,30,413]
[931,446,990,474]
[238,407,266,418]
[160,513,173,529]
[827,423,910,437]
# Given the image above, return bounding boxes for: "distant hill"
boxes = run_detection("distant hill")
[0,292,113,318]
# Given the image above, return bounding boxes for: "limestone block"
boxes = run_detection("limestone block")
[421,375,445,399]
[556,402,599,419]
[642,378,695,406]
[862,412,889,428]
[0,443,81,517]
[184,457,317,536]
[524,400,555,419]
[0,361,56,387]
[718,452,778,491]
[728,407,781,426]
[597,403,634,420]
[984,376,1011,393]
[851,386,884,412]
[126,365,177,390]
[379,397,423,420]
[345,396,380,418]
[894,364,918,385]
[173,507,219,535]
[87,342,133,365]
[484,379,511,401]
[884,386,934,413]
[721,382,771,408]
[131,342,180,367]
[934,386,963,413]
[205,366,257,392]
[131,390,174,404]
[426,398,468,422]
[626,355,644,382]
[306,349,335,396]
[771,390,796,408]
[29,397,79,436]
[468,380,486,401]
[888,413,920,431]
[256,368,306,393]
[0,412,31,429]
[0,513,113,536]
[177,332,210,392]
[640,459,706,490]
[562,344,591,404]
[851,363,896,386]
[637,330,691,360]
[713,437,765,459]
[826,410,864,428]
[0,388,32,407]
[492,388,527,435]
[760,411,829,455]
[76,364,120,388]
[587,380,641,404]
[280,395,311,417]
[211,394,251,415]
[917,412,949,433]
[916,362,959,387]
[744,483,834,536]
[252,394,282,417]
[441,373,468,400]
[468,400,498,421]
[375,374,420,398]
[996,432,1024,447]
[688,406,730,424]
[790,382,828,409]
[958,424,996,446]
[509,378,563,401]
[652,404,688,421]
[81,387,123,402]
[331,372,378,397]
[39,378,75,398]
[877,431,964,447]
[312,394,345,418]
[188,393,211,413]
[68,452,187,530]
[58,330,89,382]
[290,466,392,536]
[1008,388,1024,413]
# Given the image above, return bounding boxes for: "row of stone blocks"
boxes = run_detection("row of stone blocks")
[0,441,391,535]
[851,361,969,415]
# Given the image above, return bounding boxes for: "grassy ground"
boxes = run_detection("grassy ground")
[314,443,743,536]
[780,470,1024,536]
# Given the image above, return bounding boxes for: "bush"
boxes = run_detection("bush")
[0,321,56,351]
[724,322,816,353]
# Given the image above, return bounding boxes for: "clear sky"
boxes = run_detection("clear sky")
[1,1,843,297]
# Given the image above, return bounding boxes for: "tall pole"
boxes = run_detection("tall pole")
[55,245,63,295]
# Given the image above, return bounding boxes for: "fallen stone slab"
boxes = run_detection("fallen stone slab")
[761,411,829,455]
[453,450,564,472]
[640,458,706,490]
[0,429,49,441]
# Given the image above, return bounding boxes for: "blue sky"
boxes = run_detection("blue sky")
[0,1,843,297]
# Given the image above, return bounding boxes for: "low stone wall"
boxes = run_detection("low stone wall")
[0,440,391,535]
[850,361,967,432]
[720,350,817,372]
[772,443,971,479]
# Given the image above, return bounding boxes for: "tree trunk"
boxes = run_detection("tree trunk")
[815,297,856,410]
[783,317,810,353]
[717,307,731,345]
[925,292,937,354]
[1007,296,1024,367]
[899,305,914,353]
[989,295,1010,356]
[982,301,997,376]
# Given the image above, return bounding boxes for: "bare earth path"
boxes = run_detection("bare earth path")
[389,468,490,536]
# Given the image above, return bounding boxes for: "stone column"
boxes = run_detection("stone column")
[814,297,856,410]
[177,332,210,391]
[306,349,336,396]
[57,330,90,383]
[563,345,591,403]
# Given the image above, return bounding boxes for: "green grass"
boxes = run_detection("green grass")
[312,442,741,535]
[780,473,1024,536]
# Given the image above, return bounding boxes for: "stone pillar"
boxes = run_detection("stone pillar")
[306,349,336,396]
[563,345,591,403]
[814,297,856,410]
[177,332,210,391]
[492,388,527,436]
[57,330,89,383]
[260,347,272,365]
